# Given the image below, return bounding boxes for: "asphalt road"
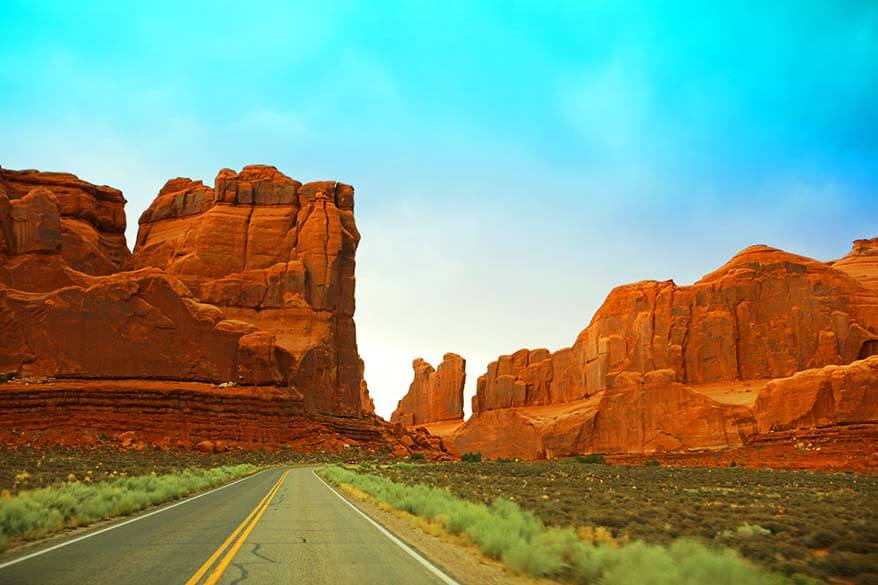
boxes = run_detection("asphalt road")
[0,467,454,585]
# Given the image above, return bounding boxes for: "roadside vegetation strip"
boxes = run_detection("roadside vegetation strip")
[0,463,259,550]
[318,465,811,585]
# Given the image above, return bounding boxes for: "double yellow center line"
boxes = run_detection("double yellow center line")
[185,469,289,585]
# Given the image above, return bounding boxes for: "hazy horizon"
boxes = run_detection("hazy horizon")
[3,1,876,418]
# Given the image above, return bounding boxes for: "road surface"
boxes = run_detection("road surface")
[0,467,455,585]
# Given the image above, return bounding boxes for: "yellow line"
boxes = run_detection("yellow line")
[202,470,289,585]
[185,470,288,585]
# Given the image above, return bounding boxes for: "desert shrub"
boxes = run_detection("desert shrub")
[575,453,607,464]
[0,464,257,544]
[644,458,662,466]
[805,530,836,548]
[409,452,425,461]
[503,528,578,576]
[318,465,793,584]
[461,452,482,463]
[736,523,772,538]
[854,573,878,585]
[818,551,874,579]
[493,458,515,463]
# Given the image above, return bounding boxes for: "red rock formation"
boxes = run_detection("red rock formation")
[754,356,878,432]
[451,358,877,462]
[450,242,878,465]
[830,237,878,293]
[391,353,466,426]
[0,166,130,275]
[133,166,364,416]
[0,379,448,459]
[472,244,878,416]
[0,165,376,424]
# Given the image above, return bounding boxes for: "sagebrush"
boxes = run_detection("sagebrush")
[319,465,805,585]
[0,464,257,549]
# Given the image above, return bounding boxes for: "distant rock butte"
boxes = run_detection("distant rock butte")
[438,242,878,466]
[391,353,466,426]
[0,164,448,457]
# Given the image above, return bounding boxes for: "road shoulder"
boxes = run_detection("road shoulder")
[318,473,551,585]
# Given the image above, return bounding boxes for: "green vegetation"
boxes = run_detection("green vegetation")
[0,444,387,496]
[319,465,801,585]
[370,461,877,583]
[0,464,257,550]
[460,451,482,462]
[408,452,426,462]
[574,453,607,464]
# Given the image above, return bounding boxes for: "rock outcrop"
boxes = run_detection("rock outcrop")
[446,242,878,465]
[0,379,448,458]
[830,237,878,293]
[391,353,466,426]
[133,165,364,416]
[0,166,131,275]
[472,244,878,417]
[0,165,378,439]
[754,356,878,432]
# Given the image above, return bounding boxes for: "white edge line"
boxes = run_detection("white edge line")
[0,467,277,571]
[313,469,461,585]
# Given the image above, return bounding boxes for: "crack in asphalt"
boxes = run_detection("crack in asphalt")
[250,542,277,563]
[228,561,249,585]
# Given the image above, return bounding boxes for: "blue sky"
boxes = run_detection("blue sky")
[2,1,876,417]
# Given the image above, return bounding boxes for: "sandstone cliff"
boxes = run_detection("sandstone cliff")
[0,167,130,275]
[472,244,878,416]
[133,165,365,415]
[0,165,372,419]
[391,353,466,426]
[449,357,877,470]
[449,242,878,463]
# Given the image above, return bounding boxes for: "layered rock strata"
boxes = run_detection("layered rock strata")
[0,379,447,458]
